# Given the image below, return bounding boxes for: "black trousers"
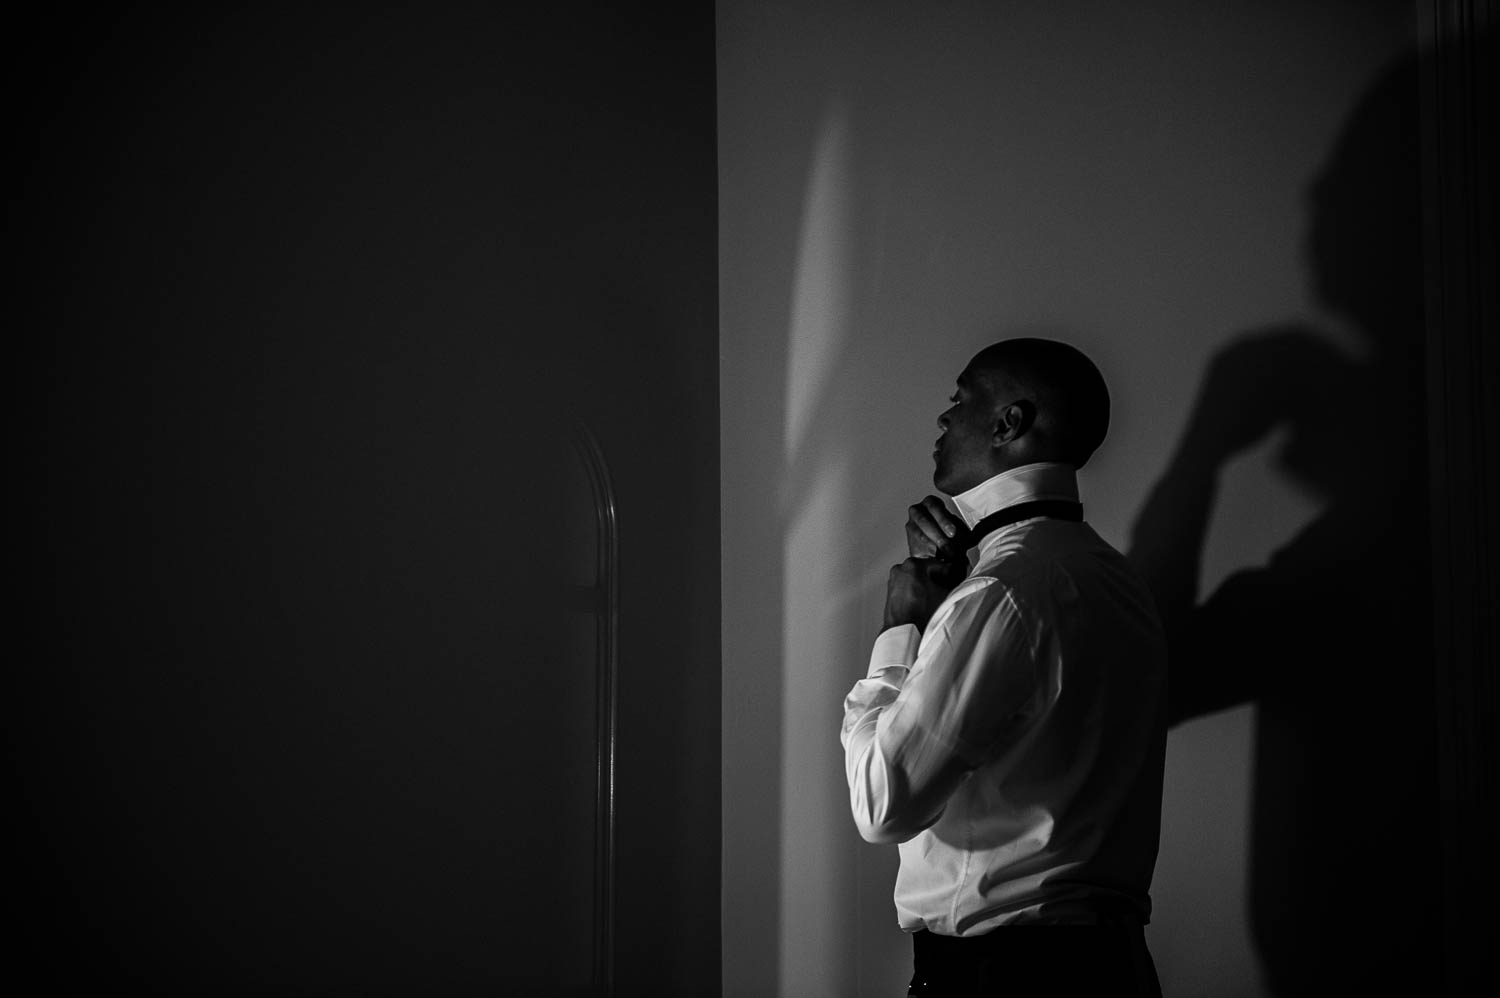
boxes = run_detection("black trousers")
[908,926,1163,997]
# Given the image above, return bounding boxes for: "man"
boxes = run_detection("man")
[841,338,1167,996]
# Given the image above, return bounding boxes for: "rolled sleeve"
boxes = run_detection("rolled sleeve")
[842,579,1040,844]
[840,623,921,743]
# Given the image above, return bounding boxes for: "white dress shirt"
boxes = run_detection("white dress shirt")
[841,462,1168,932]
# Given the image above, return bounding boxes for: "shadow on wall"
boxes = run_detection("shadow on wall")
[1128,51,1437,996]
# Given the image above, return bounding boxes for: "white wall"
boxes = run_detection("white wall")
[719,2,1416,995]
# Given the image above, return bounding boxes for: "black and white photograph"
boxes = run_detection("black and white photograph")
[16,1,1495,995]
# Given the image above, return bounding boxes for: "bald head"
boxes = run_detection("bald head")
[966,338,1111,468]
[933,337,1110,494]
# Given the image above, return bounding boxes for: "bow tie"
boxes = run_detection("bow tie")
[967,499,1083,549]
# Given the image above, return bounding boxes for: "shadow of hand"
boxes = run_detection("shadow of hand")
[1177,325,1350,467]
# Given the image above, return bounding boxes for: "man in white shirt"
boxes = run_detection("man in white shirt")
[841,338,1167,996]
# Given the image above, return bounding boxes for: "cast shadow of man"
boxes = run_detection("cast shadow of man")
[1128,53,1439,996]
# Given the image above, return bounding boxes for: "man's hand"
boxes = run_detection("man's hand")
[884,557,966,632]
[905,496,967,560]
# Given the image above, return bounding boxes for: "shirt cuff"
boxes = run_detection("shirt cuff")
[868,623,921,675]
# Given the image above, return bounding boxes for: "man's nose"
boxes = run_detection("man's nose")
[937,411,950,430]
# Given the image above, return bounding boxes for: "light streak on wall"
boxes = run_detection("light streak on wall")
[779,100,859,996]
[784,102,852,464]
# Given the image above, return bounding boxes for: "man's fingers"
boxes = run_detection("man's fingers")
[905,519,942,558]
[919,496,959,538]
[907,499,958,557]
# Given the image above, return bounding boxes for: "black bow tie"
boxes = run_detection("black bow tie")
[967,499,1083,549]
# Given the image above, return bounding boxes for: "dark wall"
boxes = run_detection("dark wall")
[21,5,719,994]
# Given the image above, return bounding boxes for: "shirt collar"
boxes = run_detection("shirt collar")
[949,462,1081,530]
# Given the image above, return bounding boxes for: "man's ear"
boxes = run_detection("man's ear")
[992,400,1036,446]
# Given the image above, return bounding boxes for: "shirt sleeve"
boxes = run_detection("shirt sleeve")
[840,578,1042,845]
